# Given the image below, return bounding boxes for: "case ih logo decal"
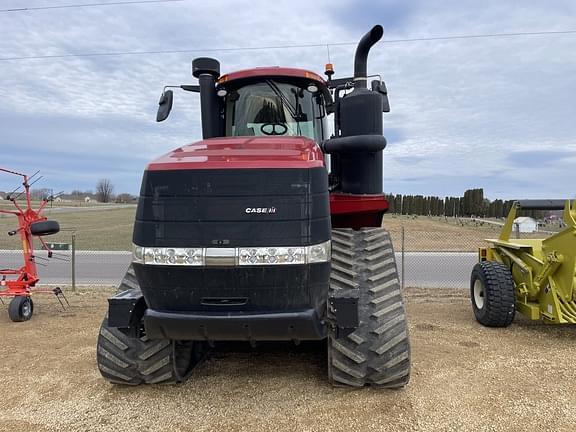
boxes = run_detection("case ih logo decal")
[245,207,277,214]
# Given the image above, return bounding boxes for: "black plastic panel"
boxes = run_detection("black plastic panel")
[133,167,330,247]
[517,200,567,210]
[144,308,327,341]
[134,262,330,315]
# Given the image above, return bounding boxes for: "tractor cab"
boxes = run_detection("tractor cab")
[217,69,330,143]
[156,64,332,144]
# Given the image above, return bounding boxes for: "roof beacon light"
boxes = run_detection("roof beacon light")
[324,63,334,80]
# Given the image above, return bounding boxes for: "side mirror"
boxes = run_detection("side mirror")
[156,90,174,122]
[371,80,390,113]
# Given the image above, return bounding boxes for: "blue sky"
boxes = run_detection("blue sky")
[1,0,575,199]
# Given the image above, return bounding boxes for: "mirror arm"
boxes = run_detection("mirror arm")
[180,85,200,92]
[156,84,200,122]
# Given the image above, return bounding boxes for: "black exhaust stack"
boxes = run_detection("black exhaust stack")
[353,25,384,89]
[192,57,221,139]
[324,25,387,195]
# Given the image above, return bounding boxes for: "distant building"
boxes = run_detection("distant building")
[514,216,538,233]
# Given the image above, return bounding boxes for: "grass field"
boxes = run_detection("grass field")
[0,206,136,250]
[0,199,119,211]
[385,214,560,251]
[385,215,503,252]
[0,206,557,251]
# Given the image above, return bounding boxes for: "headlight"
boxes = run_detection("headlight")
[133,245,144,263]
[132,240,330,266]
[133,245,204,266]
[238,240,330,266]
[308,241,331,263]
[238,247,306,265]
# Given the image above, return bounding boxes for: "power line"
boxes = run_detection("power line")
[1,29,575,62]
[381,29,576,43]
[0,0,184,13]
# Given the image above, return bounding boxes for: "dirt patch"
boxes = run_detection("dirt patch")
[0,288,575,432]
[383,215,554,252]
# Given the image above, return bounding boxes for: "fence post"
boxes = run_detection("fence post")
[401,226,405,290]
[71,232,76,292]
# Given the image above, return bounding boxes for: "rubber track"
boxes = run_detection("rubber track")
[98,264,179,385]
[117,264,139,293]
[328,228,411,388]
[471,261,515,327]
[97,318,179,385]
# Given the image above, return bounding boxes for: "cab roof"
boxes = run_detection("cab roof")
[217,67,326,86]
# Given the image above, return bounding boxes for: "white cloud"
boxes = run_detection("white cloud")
[0,0,575,199]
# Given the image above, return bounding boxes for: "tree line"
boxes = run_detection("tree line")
[385,188,546,219]
[21,179,135,204]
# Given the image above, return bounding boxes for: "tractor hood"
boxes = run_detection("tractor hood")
[147,136,324,171]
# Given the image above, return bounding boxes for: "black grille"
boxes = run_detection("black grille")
[133,168,330,247]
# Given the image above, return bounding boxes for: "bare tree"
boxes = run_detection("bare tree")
[115,193,135,203]
[70,190,83,200]
[96,179,114,203]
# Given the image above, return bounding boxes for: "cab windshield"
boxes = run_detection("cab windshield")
[224,80,327,142]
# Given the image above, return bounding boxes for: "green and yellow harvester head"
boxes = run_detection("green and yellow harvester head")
[471,200,576,327]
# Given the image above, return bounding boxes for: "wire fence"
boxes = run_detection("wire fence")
[0,226,493,288]
[389,228,478,289]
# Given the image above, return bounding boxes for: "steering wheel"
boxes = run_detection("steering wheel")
[260,123,288,136]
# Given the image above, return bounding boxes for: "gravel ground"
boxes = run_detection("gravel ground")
[0,288,575,432]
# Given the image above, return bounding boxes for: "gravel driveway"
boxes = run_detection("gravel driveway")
[0,288,575,432]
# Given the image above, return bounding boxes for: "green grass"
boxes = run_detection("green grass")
[0,206,560,252]
[0,200,114,210]
[0,206,136,250]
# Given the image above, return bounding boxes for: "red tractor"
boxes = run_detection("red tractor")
[0,168,61,321]
[97,25,411,388]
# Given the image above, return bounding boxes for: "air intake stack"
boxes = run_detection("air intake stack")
[192,57,221,139]
[324,25,387,195]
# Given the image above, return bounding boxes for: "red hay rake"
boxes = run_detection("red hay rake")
[0,167,68,322]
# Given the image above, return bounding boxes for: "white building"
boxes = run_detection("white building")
[513,217,538,233]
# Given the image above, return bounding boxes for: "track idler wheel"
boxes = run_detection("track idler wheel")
[8,296,34,322]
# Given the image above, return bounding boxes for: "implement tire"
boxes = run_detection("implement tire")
[8,296,33,322]
[30,220,60,236]
[328,228,411,388]
[470,261,515,327]
[97,318,205,385]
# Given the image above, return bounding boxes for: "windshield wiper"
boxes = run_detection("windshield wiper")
[265,80,304,135]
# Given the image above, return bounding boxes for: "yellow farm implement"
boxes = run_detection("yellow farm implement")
[471,200,576,326]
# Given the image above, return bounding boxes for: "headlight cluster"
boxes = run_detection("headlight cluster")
[133,240,330,266]
[133,246,204,266]
[238,247,306,265]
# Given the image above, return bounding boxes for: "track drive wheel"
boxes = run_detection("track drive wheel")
[328,228,411,388]
[98,264,207,385]
[470,261,515,327]
[8,296,34,322]
[97,318,206,385]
